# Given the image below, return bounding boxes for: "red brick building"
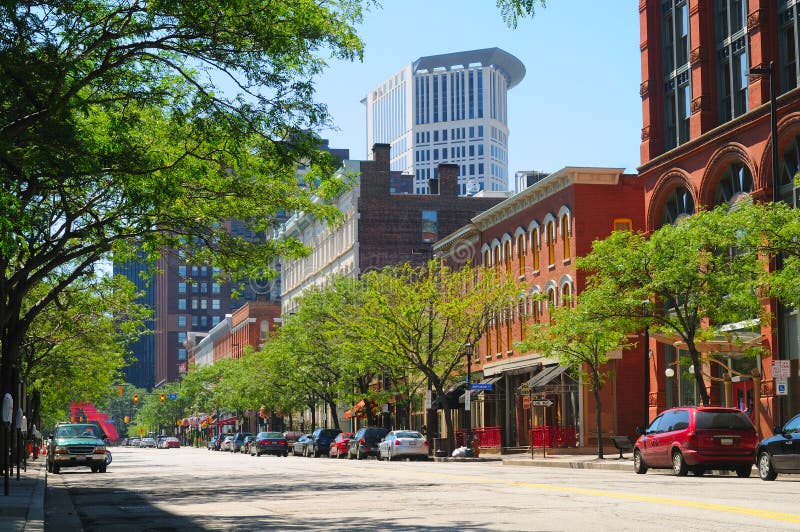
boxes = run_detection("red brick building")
[435,168,645,448]
[639,0,800,433]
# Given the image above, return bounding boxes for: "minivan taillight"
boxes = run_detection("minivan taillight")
[686,431,697,450]
[359,437,366,445]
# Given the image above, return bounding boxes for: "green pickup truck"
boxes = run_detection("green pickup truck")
[47,423,108,473]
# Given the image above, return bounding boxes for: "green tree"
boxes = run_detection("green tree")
[22,274,149,427]
[0,0,368,406]
[577,206,764,406]
[496,0,546,28]
[517,298,633,458]
[358,260,524,447]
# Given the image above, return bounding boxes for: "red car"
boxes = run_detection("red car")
[634,406,758,477]
[328,432,354,459]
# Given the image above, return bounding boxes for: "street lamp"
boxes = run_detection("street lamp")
[749,62,779,203]
[464,342,474,458]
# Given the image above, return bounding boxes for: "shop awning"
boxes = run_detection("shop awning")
[431,382,467,409]
[525,365,569,390]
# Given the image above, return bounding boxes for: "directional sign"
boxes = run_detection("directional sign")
[168,393,177,400]
[531,400,553,407]
[470,383,494,391]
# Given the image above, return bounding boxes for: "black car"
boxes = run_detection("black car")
[309,428,342,458]
[251,432,288,457]
[292,434,313,457]
[348,427,390,460]
[755,412,800,481]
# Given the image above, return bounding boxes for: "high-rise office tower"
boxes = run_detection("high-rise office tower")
[365,47,525,195]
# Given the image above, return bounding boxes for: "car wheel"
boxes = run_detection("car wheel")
[671,450,688,476]
[283,452,288,457]
[633,449,647,474]
[735,464,752,478]
[90,466,98,473]
[98,466,107,473]
[758,452,777,481]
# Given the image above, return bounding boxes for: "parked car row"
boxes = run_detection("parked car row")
[121,436,180,448]
[633,406,800,481]
[203,427,429,461]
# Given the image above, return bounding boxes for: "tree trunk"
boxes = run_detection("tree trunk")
[688,347,710,405]
[327,400,340,430]
[593,371,603,459]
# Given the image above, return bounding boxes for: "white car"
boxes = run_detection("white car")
[139,437,156,448]
[377,430,428,461]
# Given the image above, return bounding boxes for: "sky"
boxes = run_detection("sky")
[312,1,644,185]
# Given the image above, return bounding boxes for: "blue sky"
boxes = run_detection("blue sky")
[314,1,643,183]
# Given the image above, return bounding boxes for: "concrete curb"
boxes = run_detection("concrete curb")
[502,458,634,472]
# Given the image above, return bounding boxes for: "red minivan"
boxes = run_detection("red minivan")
[634,406,758,477]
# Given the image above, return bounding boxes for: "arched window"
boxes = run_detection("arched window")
[547,287,557,311]
[780,135,800,203]
[561,282,572,307]
[516,233,526,276]
[483,249,491,267]
[493,245,501,268]
[504,239,512,272]
[713,162,753,206]
[530,292,541,323]
[546,221,556,266]
[560,213,571,260]
[660,185,695,227]
[531,227,540,271]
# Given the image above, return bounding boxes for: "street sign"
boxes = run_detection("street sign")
[772,360,791,379]
[168,393,177,400]
[531,400,553,407]
[776,378,788,396]
[470,383,494,391]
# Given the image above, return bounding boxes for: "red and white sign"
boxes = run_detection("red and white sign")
[772,360,791,379]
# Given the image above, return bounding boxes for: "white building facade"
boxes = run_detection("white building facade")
[279,162,361,316]
[365,48,525,196]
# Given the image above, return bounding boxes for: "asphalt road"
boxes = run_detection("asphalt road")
[45,445,800,531]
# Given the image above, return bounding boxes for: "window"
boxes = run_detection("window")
[531,228,540,271]
[713,162,753,205]
[660,185,695,227]
[516,234,526,276]
[200,283,208,294]
[547,288,557,315]
[483,249,491,266]
[191,299,198,310]
[546,221,556,266]
[778,1,799,93]
[212,299,221,310]
[178,299,186,310]
[178,348,187,361]
[662,1,691,150]
[504,240,512,272]
[177,331,186,343]
[780,135,800,204]
[560,213,571,261]
[715,0,750,123]
[191,266,198,276]
[561,283,572,307]
[178,282,186,294]
[200,299,207,310]
[212,316,221,326]
[531,296,541,323]
[178,265,186,276]
[177,315,186,327]
[421,210,438,244]
[613,218,633,232]
[192,315,198,327]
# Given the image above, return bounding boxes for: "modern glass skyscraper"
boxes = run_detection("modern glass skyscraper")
[365,48,525,195]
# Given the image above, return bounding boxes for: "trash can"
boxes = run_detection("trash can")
[433,438,450,457]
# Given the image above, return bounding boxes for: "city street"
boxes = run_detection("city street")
[45,445,800,531]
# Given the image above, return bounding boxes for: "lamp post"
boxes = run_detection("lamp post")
[464,342,474,458]
[641,300,651,431]
[750,61,782,426]
[749,62,779,203]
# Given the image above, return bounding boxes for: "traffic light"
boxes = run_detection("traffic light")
[123,415,130,424]
[133,393,139,405]
[160,393,166,403]
[117,385,123,396]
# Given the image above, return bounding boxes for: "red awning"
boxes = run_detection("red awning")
[218,415,237,425]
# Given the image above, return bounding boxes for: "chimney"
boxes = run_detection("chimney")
[438,164,459,197]
[371,143,391,169]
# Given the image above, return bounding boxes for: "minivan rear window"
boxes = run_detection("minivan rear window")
[695,411,753,430]
[318,429,340,437]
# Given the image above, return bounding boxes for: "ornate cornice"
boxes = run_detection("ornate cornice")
[690,46,704,66]
[747,9,765,31]
[641,125,652,141]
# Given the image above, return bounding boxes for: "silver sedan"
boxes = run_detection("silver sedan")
[377,430,428,461]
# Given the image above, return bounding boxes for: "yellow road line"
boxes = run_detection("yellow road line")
[374,467,800,525]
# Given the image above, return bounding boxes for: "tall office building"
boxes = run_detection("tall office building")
[365,47,525,195]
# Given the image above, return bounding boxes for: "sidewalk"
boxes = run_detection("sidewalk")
[0,457,46,531]
[434,448,635,471]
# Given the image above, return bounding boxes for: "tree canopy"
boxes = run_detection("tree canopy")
[0,0,369,403]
